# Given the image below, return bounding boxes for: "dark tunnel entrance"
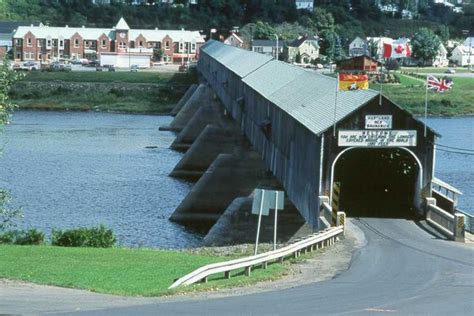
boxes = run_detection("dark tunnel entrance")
[333,148,420,219]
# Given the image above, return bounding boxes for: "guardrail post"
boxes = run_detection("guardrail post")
[224,271,231,279]
[454,213,466,243]
[245,266,251,276]
[337,211,346,235]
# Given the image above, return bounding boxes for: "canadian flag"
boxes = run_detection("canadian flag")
[383,39,411,58]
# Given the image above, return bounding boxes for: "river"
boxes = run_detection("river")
[0,111,472,248]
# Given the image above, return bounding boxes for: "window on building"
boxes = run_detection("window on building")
[74,39,79,48]
[85,41,89,47]
[47,39,52,47]
[53,39,58,46]
[27,38,32,47]
[165,41,170,50]
[179,42,184,52]
[139,40,143,47]
[38,53,42,59]
[37,39,42,47]
[59,40,64,47]
[47,54,51,60]
[119,42,127,49]
[16,52,21,59]
[15,39,21,46]
[91,41,96,47]
[191,42,196,52]
[101,39,106,48]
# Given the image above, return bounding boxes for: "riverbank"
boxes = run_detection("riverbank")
[374,74,474,116]
[10,71,196,114]
[0,243,301,297]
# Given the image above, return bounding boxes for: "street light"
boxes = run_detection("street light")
[274,34,279,61]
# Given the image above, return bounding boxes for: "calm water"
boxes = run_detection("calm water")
[428,116,473,214]
[0,112,472,248]
[0,111,199,248]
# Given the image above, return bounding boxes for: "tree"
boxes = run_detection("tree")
[253,21,277,40]
[153,48,164,61]
[0,57,23,231]
[411,28,441,66]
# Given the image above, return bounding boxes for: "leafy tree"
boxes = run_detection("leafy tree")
[411,28,441,66]
[153,48,164,61]
[385,59,400,70]
[0,57,23,231]
[253,21,276,39]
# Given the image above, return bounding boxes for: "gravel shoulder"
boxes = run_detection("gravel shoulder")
[0,220,366,315]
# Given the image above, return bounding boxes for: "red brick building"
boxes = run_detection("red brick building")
[12,18,205,63]
[336,55,379,73]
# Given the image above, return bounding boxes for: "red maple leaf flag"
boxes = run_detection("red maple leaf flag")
[382,39,411,58]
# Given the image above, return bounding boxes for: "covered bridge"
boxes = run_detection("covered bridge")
[198,40,438,229]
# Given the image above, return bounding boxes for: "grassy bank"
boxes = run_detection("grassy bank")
[400,67,470,74]
[10,70,197,114]
[375,74,474,115]
[0,245,288,296]
[21,71,196,85]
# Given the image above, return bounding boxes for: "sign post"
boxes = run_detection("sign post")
[254,189,265,255]
[252,189,285,254]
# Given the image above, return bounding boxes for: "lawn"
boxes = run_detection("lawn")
[0,245,288,296]
[400,67,470,74]
[21,71,196,85]
[10,70,197,114]
[374,74,474,115]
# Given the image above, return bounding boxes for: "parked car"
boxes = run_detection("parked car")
[101,64,115,72]
[70,58,82,65]
[445,69,456,74]
[88,60,100,67]
[178,63,189,72]
[130,64,139,72]
[24,61,39,71]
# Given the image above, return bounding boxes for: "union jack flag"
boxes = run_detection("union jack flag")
[427,75,453,93]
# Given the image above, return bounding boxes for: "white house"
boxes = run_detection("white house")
[286,35,319,64]
[295,0,313,11]
[450,45,473,67]
[463,37,474,49]
[349,37,367,57]
[223,32,243,48]
[251,40,283,59]
[432,43,449,67]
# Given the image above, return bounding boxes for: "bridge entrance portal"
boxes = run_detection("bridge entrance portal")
[333,148,421,219]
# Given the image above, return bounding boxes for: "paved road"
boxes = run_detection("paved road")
[65,218,474,315]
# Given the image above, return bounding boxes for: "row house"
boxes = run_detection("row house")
[12,17,205,64]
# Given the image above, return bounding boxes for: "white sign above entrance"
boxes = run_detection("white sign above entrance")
[365,115,392,129]
[338,130,417,147]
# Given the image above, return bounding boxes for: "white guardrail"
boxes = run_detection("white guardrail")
[169,226,344,289]
[456,209,473,234]
[426,197,465,242]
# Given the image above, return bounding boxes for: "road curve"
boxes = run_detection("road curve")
[73,218,474,315]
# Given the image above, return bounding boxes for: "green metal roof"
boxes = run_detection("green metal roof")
[200,40,273,78]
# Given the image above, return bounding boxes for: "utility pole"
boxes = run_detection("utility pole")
[274,34,279,61]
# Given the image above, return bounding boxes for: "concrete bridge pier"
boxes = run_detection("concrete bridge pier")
[169,151,276,230]
[159,83,210,132]
[203,197,309,246]
[170,84,198,117]
[169,93,230,152]
[169,124,246,180]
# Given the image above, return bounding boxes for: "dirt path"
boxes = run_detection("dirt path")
[0,220,365,315]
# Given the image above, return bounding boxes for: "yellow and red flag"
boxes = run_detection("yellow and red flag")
[338,73,369,91]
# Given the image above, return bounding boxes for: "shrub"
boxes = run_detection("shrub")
[0,229,45,245]
[14,228,45,245]
[52,225,116,248]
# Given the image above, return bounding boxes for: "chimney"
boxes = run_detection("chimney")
[65,25,69,28]
[82,25,85,28]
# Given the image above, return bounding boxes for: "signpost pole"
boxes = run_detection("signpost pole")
[424,74,428,137]
[273,191,278,251]
[254,189,265,256]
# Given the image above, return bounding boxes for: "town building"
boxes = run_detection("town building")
[336,55,379,72]
[12,17,205,65]
[432,43,449,67]
[251,40,283,59]
[286,35,319,64]
[349,36,367,57]
[449,45,473,67]
[295,0,314,11]
[0,21,38,60]
[223,32,243,48]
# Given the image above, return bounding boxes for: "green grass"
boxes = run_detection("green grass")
[21,71,196,85]
[400,67,470,74]
[375,75,474,115]
[11,88,180,114]
[0,245,290,296]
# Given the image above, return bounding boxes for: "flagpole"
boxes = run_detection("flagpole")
[424,74,428,137]
[333,74,339,137]
[379,59,383,106]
